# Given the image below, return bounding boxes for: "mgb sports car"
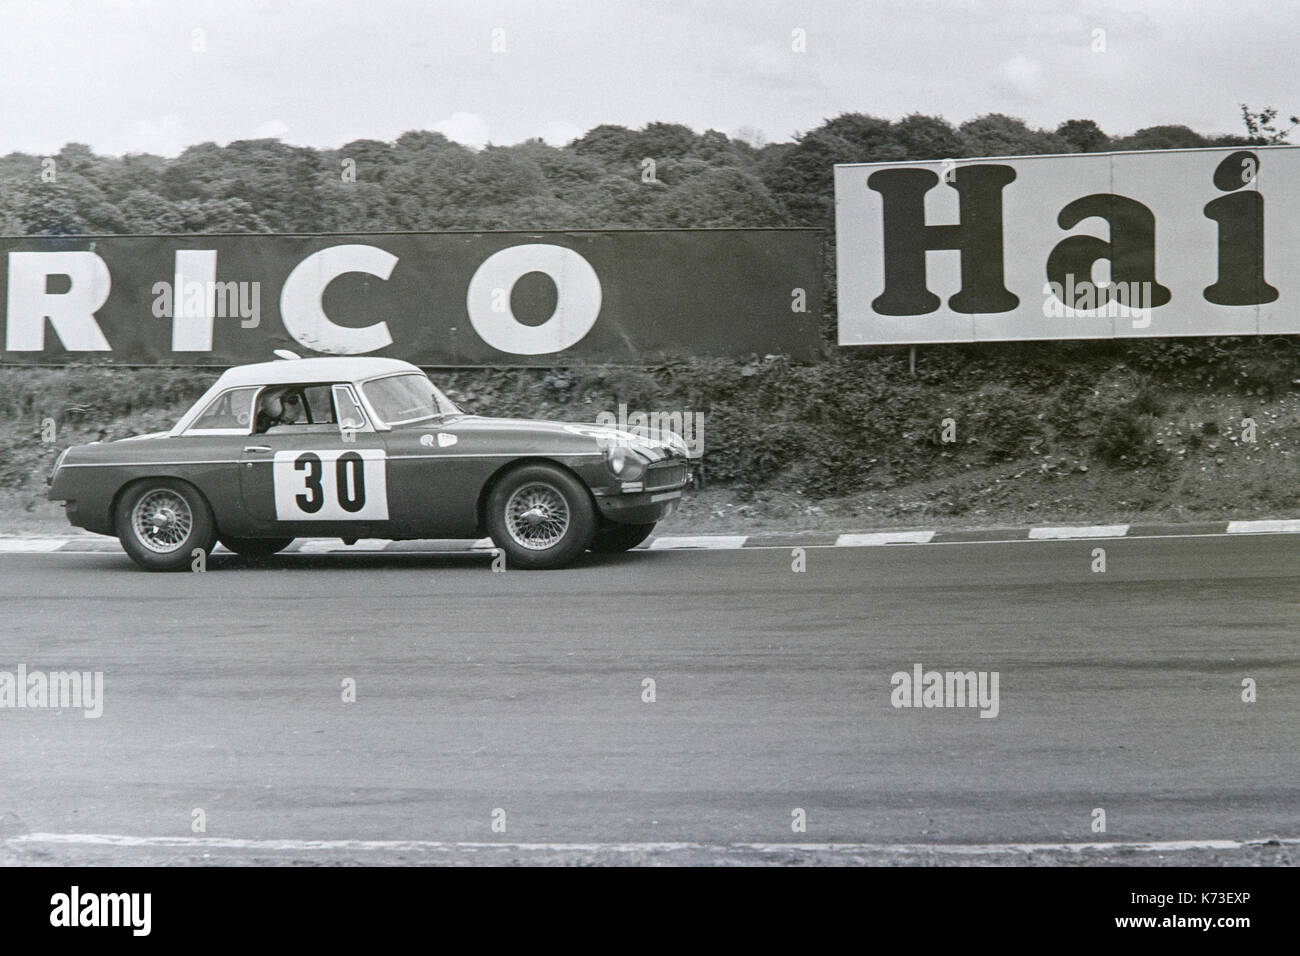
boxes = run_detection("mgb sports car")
[47,356,690,571]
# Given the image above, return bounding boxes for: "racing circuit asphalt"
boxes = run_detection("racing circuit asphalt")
[0,533,1297,865]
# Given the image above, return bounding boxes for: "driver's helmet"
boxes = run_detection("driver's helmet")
[279,392,302,421]
[261,390,301,426]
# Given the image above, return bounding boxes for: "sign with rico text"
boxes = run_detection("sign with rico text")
[835,146,1300,344]
[0,229,821,365]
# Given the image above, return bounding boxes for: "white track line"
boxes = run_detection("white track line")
[1028,525,1129,539]
[0,538,69,552]
[835,531,936,546]
[1227,519,1300,534]
[649,535,749,550]
[294,538,391,553]
[9,832,1296,855]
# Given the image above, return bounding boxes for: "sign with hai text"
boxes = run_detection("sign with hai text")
[835,146,1298,345]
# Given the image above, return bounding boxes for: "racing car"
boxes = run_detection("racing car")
[47,355,690,571]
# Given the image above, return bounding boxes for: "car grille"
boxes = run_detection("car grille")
[644,461,688,491]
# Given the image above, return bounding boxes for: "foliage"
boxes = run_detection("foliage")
[1239,104,1300,144]
[1,109,1283,241]
[960,114,1074,156]
[1055,119,1110,152]
[1091,405,1166,467]
[1110,125,1208,151]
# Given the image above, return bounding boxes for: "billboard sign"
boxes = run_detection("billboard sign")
[0,229,821,365]
[835,146,1299,344]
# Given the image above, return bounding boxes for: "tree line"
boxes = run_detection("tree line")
[1,108,1289,238]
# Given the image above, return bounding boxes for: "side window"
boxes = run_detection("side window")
[255,387,308,433]
[302,386,336,424]
[254,384,368,433]
[332,385,368,431]
[188,387,257,433]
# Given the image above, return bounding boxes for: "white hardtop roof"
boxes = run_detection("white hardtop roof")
[213,356,421,388]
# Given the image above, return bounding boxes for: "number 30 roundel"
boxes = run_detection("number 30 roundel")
[272,449,389,520]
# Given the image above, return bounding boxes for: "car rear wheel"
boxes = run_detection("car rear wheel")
[486,464,596,569]
[219,536,293,558]
[589,522,657,553]
[115,479,218,572]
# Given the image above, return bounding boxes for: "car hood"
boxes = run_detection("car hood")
[395,415,690,460]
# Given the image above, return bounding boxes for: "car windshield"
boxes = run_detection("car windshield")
[362,373,461,425]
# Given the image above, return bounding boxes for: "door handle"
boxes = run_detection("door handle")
[243,445,271,453]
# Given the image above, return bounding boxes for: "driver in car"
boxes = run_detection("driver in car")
[255,389,303,432]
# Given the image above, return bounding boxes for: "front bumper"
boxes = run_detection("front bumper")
[593,487,683,525]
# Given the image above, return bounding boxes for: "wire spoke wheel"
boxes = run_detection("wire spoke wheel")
[130,489,194,553]
[504,483,570,550]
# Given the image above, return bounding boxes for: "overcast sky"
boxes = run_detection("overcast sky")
[1,0,1295,156]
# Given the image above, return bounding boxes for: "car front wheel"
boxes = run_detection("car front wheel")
[486,464,596,569]
[115,479,218,572]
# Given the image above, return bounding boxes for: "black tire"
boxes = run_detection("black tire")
[486,464,596,569]
[589,522,656,553]
[219,536,293,558]
[115,479,218,572]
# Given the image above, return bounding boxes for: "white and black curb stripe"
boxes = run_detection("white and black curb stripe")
[3,518,1299,555]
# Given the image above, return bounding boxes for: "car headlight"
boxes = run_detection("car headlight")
[607,445,647,480]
